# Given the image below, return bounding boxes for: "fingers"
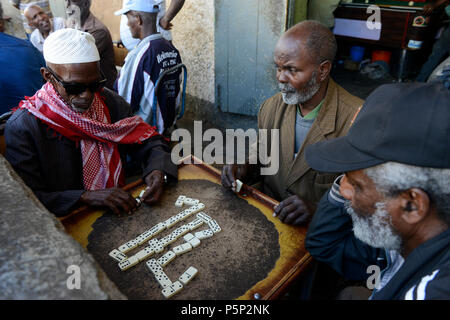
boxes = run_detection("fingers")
[292,213,311,226]
[275,201,298,222]
[143,182,163,205]
[143,173,164,205]
[222,164,249,191]
[273,196,296,217]
[103,189,137,216]
[221,165,236,189]
[273,195,309,226]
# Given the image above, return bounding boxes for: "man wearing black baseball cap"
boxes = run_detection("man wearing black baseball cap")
[304,82,450,300]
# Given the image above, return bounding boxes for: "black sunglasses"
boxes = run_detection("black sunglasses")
[47,67,107,95]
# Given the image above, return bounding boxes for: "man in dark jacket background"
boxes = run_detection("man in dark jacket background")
[304,82,450,299]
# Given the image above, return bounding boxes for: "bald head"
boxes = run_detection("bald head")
[25,4,51,35]
[281,20,337,66]
[274,20,336,106]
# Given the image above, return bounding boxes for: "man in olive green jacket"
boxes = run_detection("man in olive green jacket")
[222,20,363,226]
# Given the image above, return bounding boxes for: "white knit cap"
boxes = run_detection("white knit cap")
[43,28,100,64]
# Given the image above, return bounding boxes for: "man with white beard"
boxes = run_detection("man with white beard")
[221,20,363,226]
[304,82,450,299]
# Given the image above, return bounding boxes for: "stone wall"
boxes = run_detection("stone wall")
[0,154,125,299]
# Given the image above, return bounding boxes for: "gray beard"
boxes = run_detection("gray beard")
[344,200,402,251]
[279,71,321,105]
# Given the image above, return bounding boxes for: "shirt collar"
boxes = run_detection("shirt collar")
[133,33,163,50]
[297,99,325,120]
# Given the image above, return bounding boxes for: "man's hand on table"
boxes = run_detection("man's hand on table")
[80,188,138,216]
[221,164,250,191]
[79,170,165,216]
[142,170,165,205]
[273,195,311,226]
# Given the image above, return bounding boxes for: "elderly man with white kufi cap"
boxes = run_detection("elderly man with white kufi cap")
[4,28,177,217]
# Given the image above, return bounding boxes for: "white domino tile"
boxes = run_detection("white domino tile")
[174,212,187,222]
[195,229,214,240]
[207,219,222,234]
[109,249,127,262]
[118,256,139,271]
[164,216,179,228]
[171,280,184,292]
[183,233,195,242]
[118,239,139,253]
[149,239,164,253]
[141,224,163,238]
[154,271,172,289]
[179,266,198,285]
[179,208,196,220]
[235,179,243,193]
[183,197,199,206]
[188,236,201,248]
[162,281,183,299]
[173,242,193,256]
[135,229,156,245]
[133,246,154,262]
[156,222,167,231]
[157,250,176,267]
[161,286,176,298]
[196,212,213,224]
[161,234,177,246]
[175,195,186,207]
[172,225,190,238]
[190,203,205,215]
[187,218,204,231]
[146,258,163,275]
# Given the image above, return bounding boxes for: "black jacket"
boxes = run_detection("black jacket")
[5,88,178,217]
[305,177,450,300]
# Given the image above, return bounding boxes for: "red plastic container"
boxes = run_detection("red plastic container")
[372,50,392,65]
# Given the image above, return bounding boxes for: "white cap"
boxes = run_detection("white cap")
[114,0,161,16]
[43,28,100,65]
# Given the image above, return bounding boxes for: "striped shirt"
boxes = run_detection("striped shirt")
[115,33,182,134]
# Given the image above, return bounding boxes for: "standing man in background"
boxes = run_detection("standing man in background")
[65,0,117,89]
[119,0,185,51]
[114,0,182,135]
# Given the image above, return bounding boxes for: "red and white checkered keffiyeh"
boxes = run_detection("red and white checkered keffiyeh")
[19,83,159,190]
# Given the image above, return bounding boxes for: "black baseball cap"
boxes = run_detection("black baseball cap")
[305,82,450,173]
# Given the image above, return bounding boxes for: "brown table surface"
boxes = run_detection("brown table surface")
[60,155,312,300]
